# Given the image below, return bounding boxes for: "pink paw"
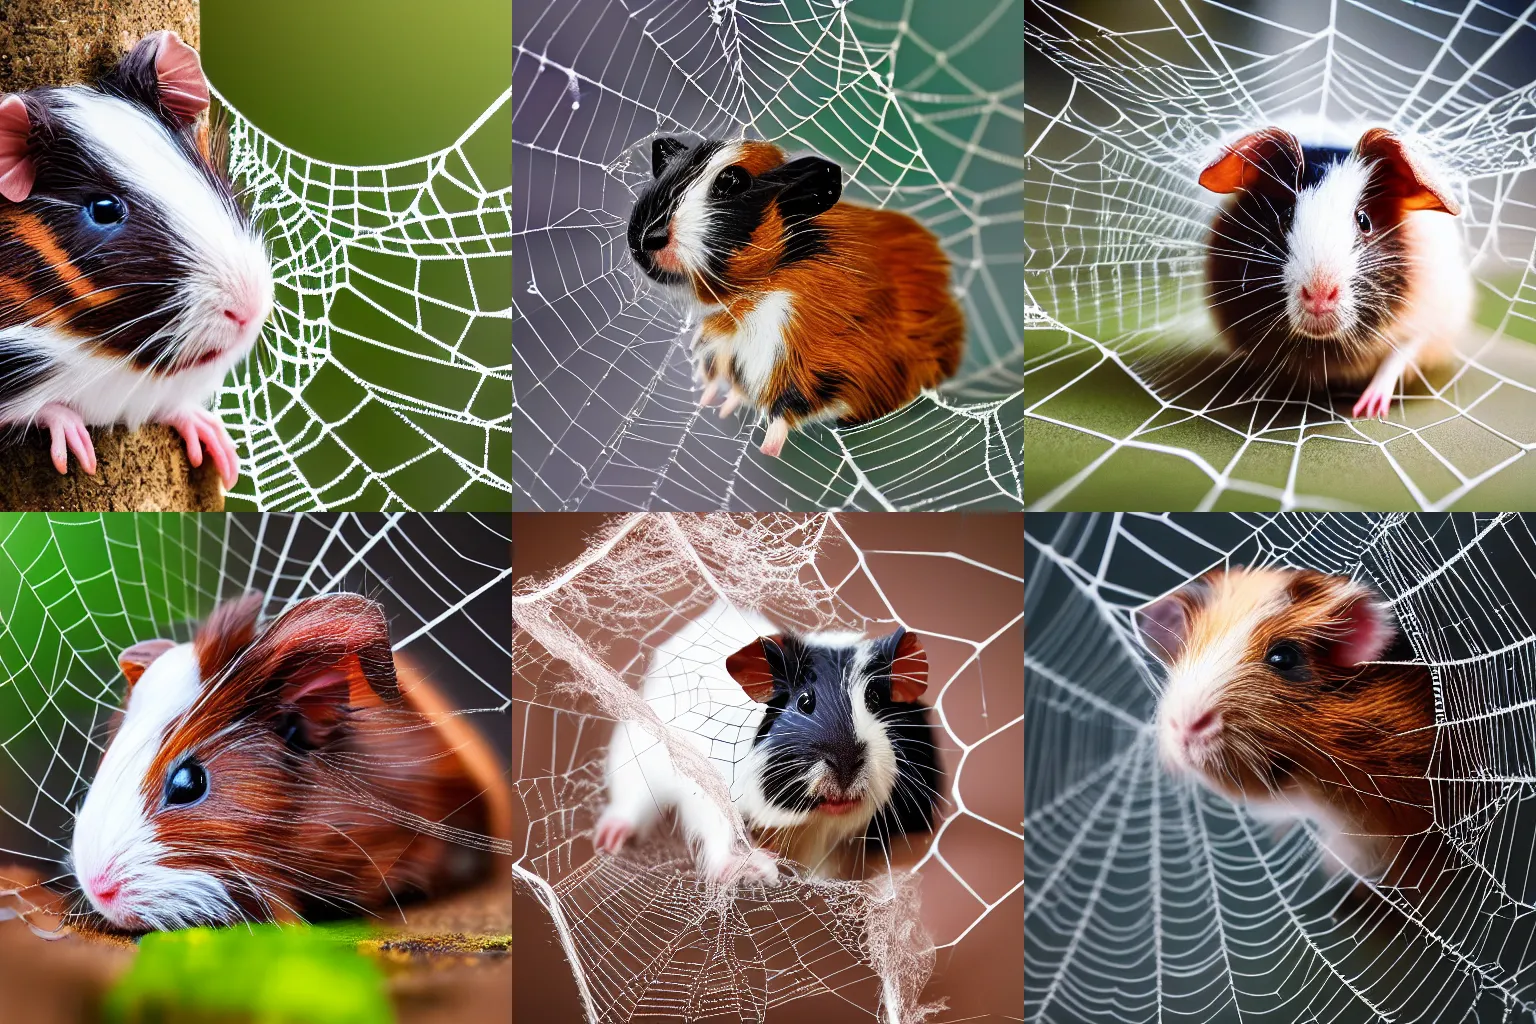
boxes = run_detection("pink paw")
[704,847,781,885]
[759,418,789,458]
[161,407,238,489]
[699,378,721,407]
[1351,383,1394,420]
[35,403,95,476]
[593,812,634,855]
[718,388,744,418]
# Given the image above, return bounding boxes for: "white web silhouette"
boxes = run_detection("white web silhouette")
[1027,512,1536,1022]
[1026,1,1536,511]
[214,88,511,510]
[513,0,1023,511]
[0,513,510,918]
[514,513,1022,1022]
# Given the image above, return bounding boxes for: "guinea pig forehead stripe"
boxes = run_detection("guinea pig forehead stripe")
[1162,569,1290,707]
[55,91,250,273]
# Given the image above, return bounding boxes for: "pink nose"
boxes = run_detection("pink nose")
[1180,709,1221,748]
[90,874,122,905]
[1299,279,1341,315]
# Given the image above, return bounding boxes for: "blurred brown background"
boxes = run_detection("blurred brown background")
[513,513,1023,1022]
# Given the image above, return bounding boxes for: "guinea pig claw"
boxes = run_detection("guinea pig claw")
[699,379,720,407]
[163,408,239,489]
[36,403,95,476]
[718,389,743,418]
[1351,384,1394,420]
[592,812,634,854]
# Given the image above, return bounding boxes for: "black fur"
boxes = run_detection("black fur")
[768,380,815,420]
[749,630,939,839]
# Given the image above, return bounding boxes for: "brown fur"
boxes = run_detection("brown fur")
[691,187,964,427]
[113,594,507,926]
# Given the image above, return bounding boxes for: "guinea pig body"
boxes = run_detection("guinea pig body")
[1200,124,1470,419]
[628,138,964,457]
[69,593,507,932]
[1137,567,1440,893]
[0,32,272,486]
[594,601,935,880]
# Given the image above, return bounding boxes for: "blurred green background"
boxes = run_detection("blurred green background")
[204,0,511,512]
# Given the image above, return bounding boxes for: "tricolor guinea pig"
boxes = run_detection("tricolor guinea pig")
[1137,567,1443,895]
[0,31,273,486]
[69,593,509,931]
[594,601,939,881]
[1200,125,1471,419]
[627,137,965,458]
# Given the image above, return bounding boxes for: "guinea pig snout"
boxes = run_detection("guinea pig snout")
[1298,276,1341,316]
[1160,705,1223,768]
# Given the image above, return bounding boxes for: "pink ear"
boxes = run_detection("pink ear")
[119,638,176,690]
[152,31,209,124]
[1135,593,1190,664]
[726,635,784,703]
[0,95,34,203]
[890,631,928,703]
[1328,598,1396,666]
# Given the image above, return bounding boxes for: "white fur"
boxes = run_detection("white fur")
[668,141,748,288]
[1154,590,1286,775]
[693,289,792,405]
[70,643,237,930]
[0,90,272,427]
[1284,156,1368,337]
[599,602,898,880]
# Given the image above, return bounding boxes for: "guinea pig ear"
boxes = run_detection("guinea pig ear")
[1135,589,1196,664]
[0,95,35,203]
[119,639,176,691]
[726,634,792,702]
[883,628,929,703]
[1199,127,1302,195]
[652,137,687,178]
[773,157,842,220]
[108,32,208,130]
[1326,593,1397,667]
[194,592,264,681]
[1355,128,1460,215]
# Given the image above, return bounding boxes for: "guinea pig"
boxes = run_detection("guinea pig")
[594,601,937,881]
[1137,566,1444,896]
[627,137,964,458]
[0,31,273,486]
[1199,125,1471,419]
[69,592,509,932]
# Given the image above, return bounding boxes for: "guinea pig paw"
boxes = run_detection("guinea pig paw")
[1350,383,1395,420]
[759,418,789,458]
[161,408,239,489]
[698,378,721,407]
[704,848,781,886]
[592,812,634,854]
[35,403,95,476]
[717,389,744,418]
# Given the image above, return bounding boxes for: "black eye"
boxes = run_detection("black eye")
[1355,208,1371,234]
[710,165,749,200]
[164,757,207,806]
[796,690,815,714]
[865,683,882,713]
[85,195,126,226]
[1264,641,1304,673]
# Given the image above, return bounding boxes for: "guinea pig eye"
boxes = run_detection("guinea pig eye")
[1355,208,1372,234]
[710,165,750,200]
[865,683,881,713]
[84,195,127,226]
[796,690,815,714]
[1264,641,1304,674]
[164,757,208,807]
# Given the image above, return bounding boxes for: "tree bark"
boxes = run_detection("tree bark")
[0,0,217,511]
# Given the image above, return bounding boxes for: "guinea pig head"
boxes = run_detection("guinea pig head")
[1200,126,1457,346]
[1137,567,1401,797]
[627,137,842,301]
[0,31,272,376]
[70,592,400,931]
[727,627,927,825]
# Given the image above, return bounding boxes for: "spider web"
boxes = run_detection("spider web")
[513,513,1022,1022]
[513,0,1024,511]
[214,87,512,511]
[1027,512,1536,1022]
[0,513,511,919]
[1026,0,1536,511]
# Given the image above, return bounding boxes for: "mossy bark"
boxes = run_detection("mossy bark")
[0,0,216,511]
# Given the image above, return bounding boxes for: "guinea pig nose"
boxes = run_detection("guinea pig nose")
[90,874,122,904]
[1299,280,1341,309]
[1186,709,1220,739]
[222,308,247,326]
[641,224,670,251]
